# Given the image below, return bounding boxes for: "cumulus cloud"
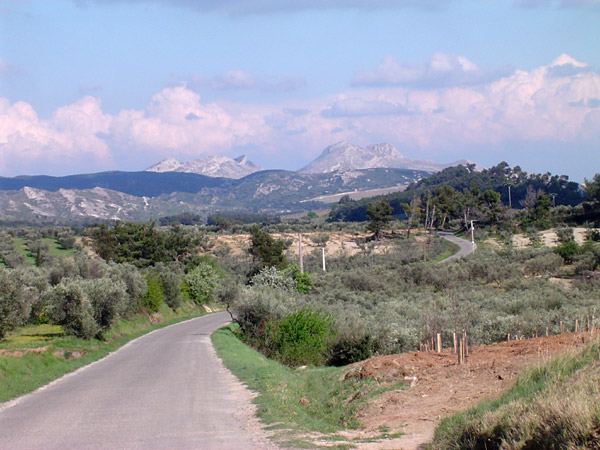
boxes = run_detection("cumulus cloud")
[110,85,266,158]
[352,53,503,88]
[1,54,599,175]
[0,96,112,174]
[188,70,305,92]
[333,53,600,150]
[321,97,410,117]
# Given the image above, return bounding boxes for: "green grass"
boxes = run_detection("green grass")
[10,238,76,266]
[427,340,600,449]
[0,302,205,402]
[431,241,461,262]
[41,238,77,257]
[212,324,404,448]
[12,238,35,265]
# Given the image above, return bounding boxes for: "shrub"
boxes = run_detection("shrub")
[140,274,163,313]
[0,268,34,338]
[184,261,220,304]
[265,308,336,367]
[554,241,580,263]
[153,262,184,309]
[329,334,379,366]
[250,266,295,291]
[283,265,313,293]
[82,278,129,331]
[45,280,99,339]
[524,252,563,276]
[107,262,146,316]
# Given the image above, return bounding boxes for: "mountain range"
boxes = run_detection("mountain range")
[142,142,482,178]
[0,141,482,223]
[146,154,262,179]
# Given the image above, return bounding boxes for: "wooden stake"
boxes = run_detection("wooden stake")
[576,319,579,333]
[546,327,549,337]
[560,321,565,334]
[453,332,457,355]
[436,333,442,353]
[507,333,511,342]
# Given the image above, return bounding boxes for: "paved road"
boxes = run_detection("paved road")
[0,312,275,450]
[437,231,477,262]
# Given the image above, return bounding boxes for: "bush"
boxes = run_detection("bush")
[524,252,563,276]
[0,268,34,338]
[45,280,99,339]
[554,241,580,263]
[82,278,129,332]
[140,274,163,313]
[184,261,220,304]
[329,334,379,366]
[107,262,146,317]
[265,308,336,367]
[153,262,184,309]
[250,266,295,291]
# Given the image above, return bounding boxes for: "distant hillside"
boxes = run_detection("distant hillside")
[0,168,428,223]
[0,171,232,197]
[329,162,583,222]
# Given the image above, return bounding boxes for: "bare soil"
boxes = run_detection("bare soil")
[210,231,407,259]
[341,331,592,450]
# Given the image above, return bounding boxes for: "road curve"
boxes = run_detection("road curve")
[437,231,476,262]
[0,312,277,450]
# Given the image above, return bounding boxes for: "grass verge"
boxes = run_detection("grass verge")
[427,339,600,450]
[431,241,461,262]
[212,324,404,448]
[0,302,205,403]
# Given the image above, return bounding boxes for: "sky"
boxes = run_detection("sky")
[1,0,599,181]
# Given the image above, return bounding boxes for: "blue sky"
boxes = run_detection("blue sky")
[1,0,599,181]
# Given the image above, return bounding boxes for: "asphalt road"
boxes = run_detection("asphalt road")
[437,231,477,262]
[0,312,275,450]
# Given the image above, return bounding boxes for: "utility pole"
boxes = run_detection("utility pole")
[321,247,326,272]
[298,233,304,273]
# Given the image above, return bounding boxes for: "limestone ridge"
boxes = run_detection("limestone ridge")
[300,141,483,174]
[146,155,262,179]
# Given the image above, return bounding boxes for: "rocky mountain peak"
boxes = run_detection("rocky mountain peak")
[300,141,483,174]
[145,154,262,179]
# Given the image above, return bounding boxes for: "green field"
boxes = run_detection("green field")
[11,237,76,265]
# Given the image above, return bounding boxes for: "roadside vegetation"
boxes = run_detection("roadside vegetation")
[212,324,405,448]
[427,339,600,449]
[1,167,599,447]
[0,224,218,402]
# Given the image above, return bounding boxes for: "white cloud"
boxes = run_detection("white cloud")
[110,85,266,157]
[352,53,501,88]
[321,97,410,117]
[0,96,112,175]
[1,54,599,175]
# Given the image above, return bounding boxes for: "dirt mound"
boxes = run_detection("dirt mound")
[345,332,592,450]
